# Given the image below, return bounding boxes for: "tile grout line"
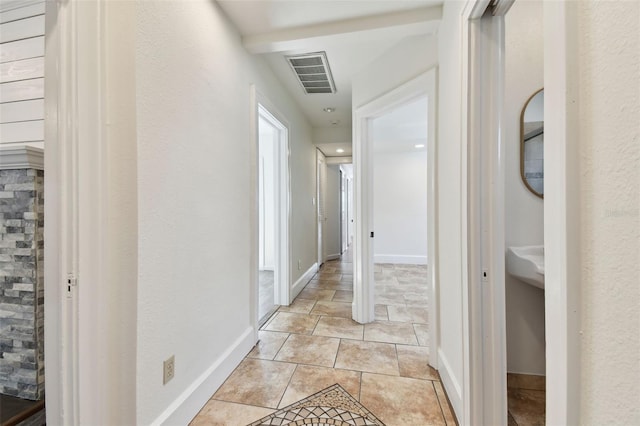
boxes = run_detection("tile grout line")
[432,380,449,425]
[274,363,300,410]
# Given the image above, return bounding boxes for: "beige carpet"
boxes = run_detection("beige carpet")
[246,383,385,426]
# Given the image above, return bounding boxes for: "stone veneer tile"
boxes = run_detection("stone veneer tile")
[274,334,340,367]
[313,316,364,340]
[213,359,296,408]
[278,365,362,408]
[331,290,353,303]
[277,298,316,314]
[413,324,430,347]
[507,388,545,426]
[364,321,419,345]
[387,306,429,324]
[0,169,44,400]
[190,399,274,425]
[434,381,457,426]
[396,344,438,380]
[310,301,353,318]
[263,312,320,335]
[375,304,389,321]
[247,331,289,360]
[334,340,399,376]
[297,287,336,301]
[360,373,446,426]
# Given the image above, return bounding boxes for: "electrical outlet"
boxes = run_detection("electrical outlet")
[298,260,301,270]
[163,355,175,385]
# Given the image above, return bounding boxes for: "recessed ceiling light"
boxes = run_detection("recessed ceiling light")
[336,148,344,153]
[323,107,336,113]
[415,144,425,148]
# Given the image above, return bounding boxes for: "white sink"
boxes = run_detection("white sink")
[506,245,544,289]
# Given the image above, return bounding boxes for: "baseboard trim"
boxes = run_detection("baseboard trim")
[437,349,463,422]
[374,255,428,265]
[326,253,341,261]
[291,262,317,301]
[152,327,255,426]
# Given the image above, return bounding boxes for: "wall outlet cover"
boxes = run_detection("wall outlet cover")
[163,355,175,385]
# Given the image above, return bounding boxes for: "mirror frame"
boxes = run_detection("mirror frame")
[520,88,544,199]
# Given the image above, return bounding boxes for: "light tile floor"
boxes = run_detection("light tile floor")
[191,252,457,426]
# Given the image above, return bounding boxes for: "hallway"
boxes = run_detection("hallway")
[190,252,456,425]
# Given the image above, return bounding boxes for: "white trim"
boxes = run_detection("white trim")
[352,69,438,338]
[151,327,255,426]
[326,253,341,261]
[291,262,318,301]
[426,67,440,370]
[258,102,291,307]
[43,0,65,423]
[251,87,292,333]
[0,146,44,169]
[543,2,581,424]
[374,255,427,265]
[325,156,352,165]
[316,149,326,267]
[438,348,463,418]
[460,1,511,424]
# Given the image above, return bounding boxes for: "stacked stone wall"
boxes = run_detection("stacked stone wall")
[0,169,44,400]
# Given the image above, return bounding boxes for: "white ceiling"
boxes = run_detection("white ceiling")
[217,0,442,156]
[372,95,428,153]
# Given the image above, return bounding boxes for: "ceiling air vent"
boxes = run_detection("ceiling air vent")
[286,51,336,94]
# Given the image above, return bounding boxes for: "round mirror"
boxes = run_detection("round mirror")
[521,89,544,198]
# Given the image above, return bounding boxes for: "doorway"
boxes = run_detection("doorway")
[352,70,438,369]
[316,149,326,267]
[339,164,353,254]
[257,103,290,326]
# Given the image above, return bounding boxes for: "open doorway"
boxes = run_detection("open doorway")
[339,164,353,254]
[257,104,290,326]
[352,71,438,365]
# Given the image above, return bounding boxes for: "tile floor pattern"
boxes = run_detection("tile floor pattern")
[258,270,275,324]
[191,253,457,426]
[507,373,546,426]
[247,383,385,426]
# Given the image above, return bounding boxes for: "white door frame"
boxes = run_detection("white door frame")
[45,0,140,423]
[462,2,580,425]
[316,149,326,267]
[543,3,581,424]
[251,88,291,334]
[460,0,515,424]
[352,70,438,359]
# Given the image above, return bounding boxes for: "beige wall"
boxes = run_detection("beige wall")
[132,1,316,423]
[575,2,640,423]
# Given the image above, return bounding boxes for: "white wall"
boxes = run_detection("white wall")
[504,0,546,376]
[352,34,438,109]
[0,1,45,150]
[133,1,316,423]
[436,1,465,418]
[571,2,639,423]
[373,150,428,264]
[325,165,341,259]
